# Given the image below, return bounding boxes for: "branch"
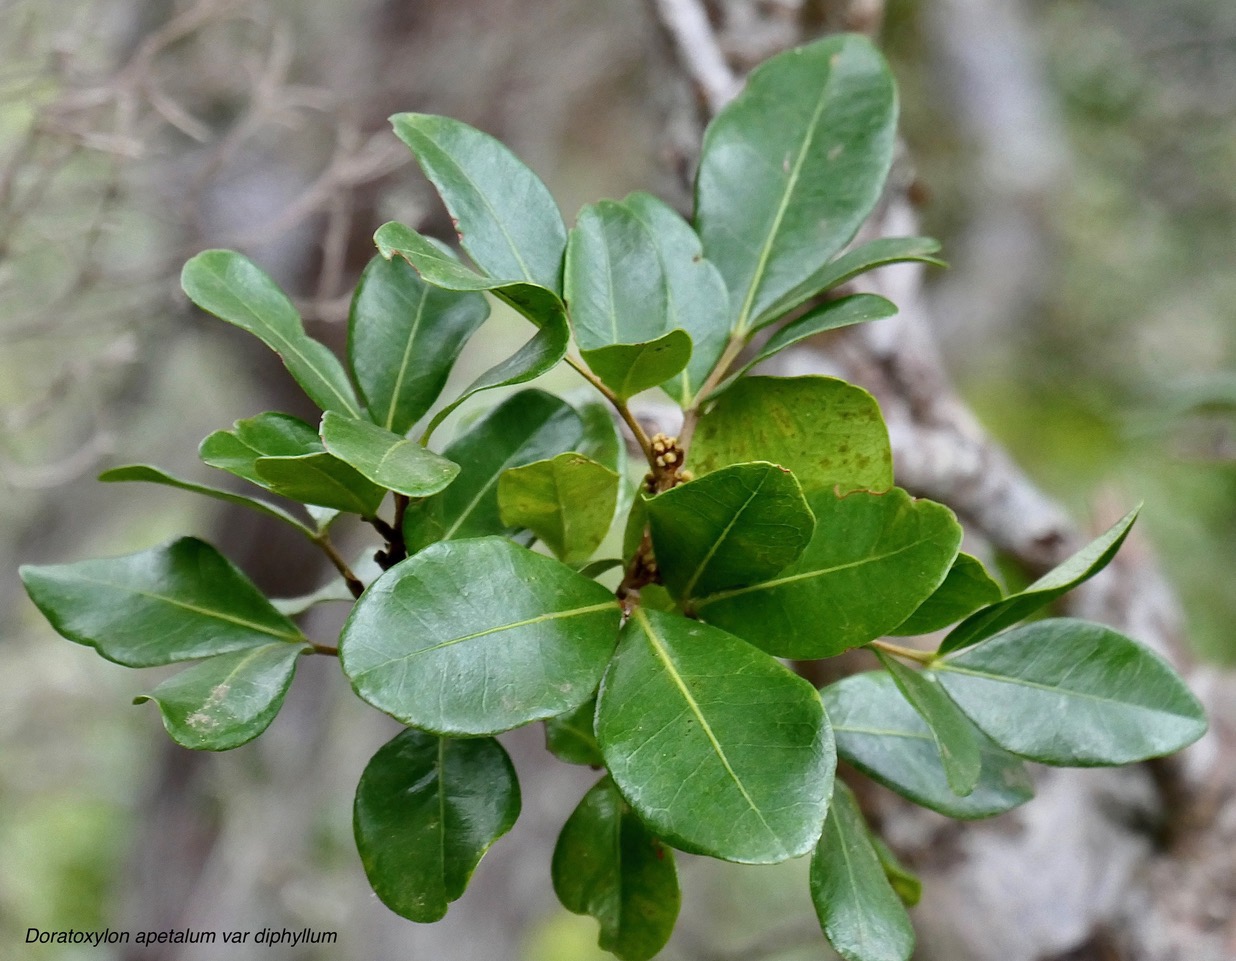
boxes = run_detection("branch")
[647,0,740,113]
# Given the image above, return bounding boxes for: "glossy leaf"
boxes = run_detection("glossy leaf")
[354,728,520,922]
[621,192,729,405]
[575,398,627,476]
[938,506,1141,654]
[20,537,304,667]
[565,200,667,349]
[391,113,567,291]
[498,452,619,564]
[714,295,897,396]
[582,332,694,402]
[646,461,814,602]
[403,390,584,552]
[134,642,306,750]
[98,465,312,536]
[871,836,922,908]
[810,781,914,961]
[254,452,386,516]
[375,222,570,434]
[694,488,961,658]
[696,34,897,332]
[688,376,893,494]
[874,650,981,797]
[596,608,834,864]
[934,618,1207,766]
[890,553,1002,637]
[199,411,322,487]
[553,777,680,961]
[574,398,631,525]
[753,236,944,330]
[348,253,489,434]
[320,412,459,497]
[576,558,624,581]
[181,250,360,416]
[565,200,691,398]
[544,697,604,768]
[341,537,621,735]
[823,671,1033,819]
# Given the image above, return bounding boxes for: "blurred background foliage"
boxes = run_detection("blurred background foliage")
[1,0,1232,958]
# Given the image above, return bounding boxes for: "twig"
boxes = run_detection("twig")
[311,533,365,598]
[649,0,741,113]
[565,355,657,469]
[869,638,936,666]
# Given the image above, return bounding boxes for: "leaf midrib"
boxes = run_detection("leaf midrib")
[828,799,875,955]
[414,131,538,283]
[384,282,431,430]
[680,468,771,600]
[199,262,358,416]
[633,608,786,857]
[442,423,564,540]
[695,538,928,608]
[62,573,303,643]
[934,663,1193,717]
[355,600,617,676]
[733,74,836,333]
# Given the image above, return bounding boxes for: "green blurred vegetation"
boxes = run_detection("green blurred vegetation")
[888,0,1236,662]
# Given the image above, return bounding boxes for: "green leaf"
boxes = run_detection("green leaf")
[254,452,386,516]
[98,465,312,537]
[823,671,1034,820]
[498,452,619,565]
[20,537,305,667]
[713,295,898,396]
[933,618,1207,766]
[622,490,652,565]
[874,650,981,797]
[621,192,729,406]
[320,411,459,497]
[696,34,897,333]
[181,250,361,416]
[577,558,624,580]
[938,506,1141,654]
[870,835,922,908]
[596,608,834,864]
[753,236,944,330]
[340,537,621,735]
[695,488,961,658]
[348,253,489,434]
[391,113,567,291]
[890,553,1002,636]
[199,411,322,487]
[646,461,815,602]
[354,728,520,922]
[403,389,584,552]
[688,376,893,494]
[575,398,627,476]
[545,697,604,768]
[810,781,914,961]
[133,643,306,750]
[375,222,571,436]
[552,777,680,961]
[574,397,632,523]
[565,200,668,350]
[581,332,694,402]
[564,200,692,399]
